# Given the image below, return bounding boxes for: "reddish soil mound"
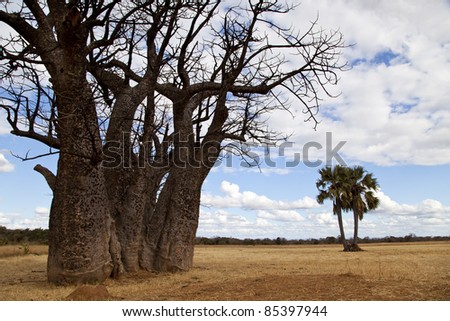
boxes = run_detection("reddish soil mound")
[66,285,113,301]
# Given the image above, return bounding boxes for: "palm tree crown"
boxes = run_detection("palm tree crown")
[316,165,350,212]
[348,165,380,221]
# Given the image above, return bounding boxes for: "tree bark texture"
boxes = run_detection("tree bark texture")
[47,159,113,284]
[141,168,205,272]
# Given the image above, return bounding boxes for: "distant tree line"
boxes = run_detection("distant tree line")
[0,226,49,245]
[0,226,448,246]
[195,234,450,246]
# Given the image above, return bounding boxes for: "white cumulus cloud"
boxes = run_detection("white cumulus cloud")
[0,207,49,229]
[0,152,14,172]
[198,209,278,238]
[257,210,305,222]
[201,181,319,210]
[264,0,450,167]
[354,190,450,236]
[0,109,10,135]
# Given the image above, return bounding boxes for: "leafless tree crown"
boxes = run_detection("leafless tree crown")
[1,0,346,164]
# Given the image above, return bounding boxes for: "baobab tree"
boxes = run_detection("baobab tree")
[0,1,346,284]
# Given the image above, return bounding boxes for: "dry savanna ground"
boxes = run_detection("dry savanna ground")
[0,242,449,301]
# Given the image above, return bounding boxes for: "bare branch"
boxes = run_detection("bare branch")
[34,164,57,191]
[0,9,39,45]
[23,0,52,32]
[2,0,346,172]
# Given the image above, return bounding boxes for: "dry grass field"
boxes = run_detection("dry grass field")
[0,242,449,301]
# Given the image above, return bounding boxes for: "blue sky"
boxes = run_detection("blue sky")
[1,0,450,239]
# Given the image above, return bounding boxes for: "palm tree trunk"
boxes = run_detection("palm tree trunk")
[335,203,349,251]
[352,210,360,249]
[351,202,362,251]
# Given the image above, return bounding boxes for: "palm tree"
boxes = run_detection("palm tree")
[316,165,352,251]
[347,166,380,251]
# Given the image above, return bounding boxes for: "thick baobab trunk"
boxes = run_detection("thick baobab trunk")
[141,167,205,272]
[138,98,208,272]
[101,95,144,273]
[101,94,166,273]
[45,76,114,283]
[47,157,113,284]
[112,182,146,273]
[103,167,152,273]
[44,17,114,283]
